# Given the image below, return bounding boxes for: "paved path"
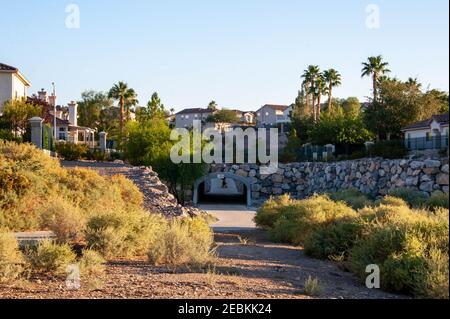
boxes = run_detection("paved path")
[199,204,257,232]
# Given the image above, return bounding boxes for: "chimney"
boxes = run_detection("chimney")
[38,89,47,102]
[68,101,78,126]
[48,95,57,107]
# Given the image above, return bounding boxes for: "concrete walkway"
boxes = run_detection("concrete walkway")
[199,204,257,232]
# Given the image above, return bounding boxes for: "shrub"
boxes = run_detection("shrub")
[348,205,449,298]
[110,175,143,208]
[78,249,106,279]
[38,199,86,244]
[147,217,213,267]
[388,188,427,208]
[304,217,365,260]
[254,195,294,229]
[303,276,322,297]
[367,140,408,159]
[28,240,76,275]
[425,191,449,211]
[265,195,358,245]
[85,209,167,259]
[328,188,372,209]
[86,149,108,162]
[0,232,25,283]
[55,142,88,161]
[375,196,409,207]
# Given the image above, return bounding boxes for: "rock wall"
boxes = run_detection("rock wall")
[210,158,449,204]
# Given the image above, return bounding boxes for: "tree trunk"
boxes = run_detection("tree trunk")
[373,74,378,102]
[119,96,124,134]
[328,84,332,113]
[317,95,322,119]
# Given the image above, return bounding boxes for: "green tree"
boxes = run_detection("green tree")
[341,97,361,117]
[207,101,218,111]
[2,99,42,137]
[124,118,206,203]
[77,91,111,129]
[108,82,138,135]
[323,69,342,113]
[361,55,391,101]
[207,109,238,131]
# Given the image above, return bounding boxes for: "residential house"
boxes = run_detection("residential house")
[256,104,292,126]
[175,108,214,129]
[32,88,96,148]
[233,110,256,125]
[0,63,31,114]
[402,113,449,150]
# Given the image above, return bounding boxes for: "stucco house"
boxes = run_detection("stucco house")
[0,63,31,114]
[32,88,96,148]
[402,113,449,150]
[175,108,214,129]
[256,104,292,126]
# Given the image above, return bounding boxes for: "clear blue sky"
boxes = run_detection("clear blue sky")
[1,0,448,111]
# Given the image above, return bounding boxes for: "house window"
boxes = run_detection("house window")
[185,115,189,119]
[265,112,269,116]
[59,133,66,140]
[59,127,65,132]
[194,114,198,118]
[426,132,432,141]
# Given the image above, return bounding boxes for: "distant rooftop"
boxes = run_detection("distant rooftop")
[0,63,18,72]
[176,108,214,115]
[402,113,449,131]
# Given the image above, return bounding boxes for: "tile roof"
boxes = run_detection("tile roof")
[0,63,18,72]
[402,113,449,131]
[176,108,214,115]
[262,104,290,111]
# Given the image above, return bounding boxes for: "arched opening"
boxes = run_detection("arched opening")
[193,173,252,207]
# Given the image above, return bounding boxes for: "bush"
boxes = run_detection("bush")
[86,149,108,162]
[55,142,88,161]
[375,196,409,207]
[38,199,86,244]
[110,175,144,209]
[147,217,213,267]
[368,140,408,159]
[85,209,167,259]
[348,204,449,298]
[425,191,449,211]
[78,249,106,279]
[328,188,372,209]
[257,195,357,245]
[0,232,25,283]
[28,240,76,275]
[388,188,427,208]
[254,195,294,229]
[0,129,22,143]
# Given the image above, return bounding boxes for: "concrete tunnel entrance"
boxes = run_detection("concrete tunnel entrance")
[193,173,252,207]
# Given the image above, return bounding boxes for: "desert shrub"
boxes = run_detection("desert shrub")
[78,249,106,279]
[86,149,108,162]
[85,209,167,259]
[348,205,449,298]
[0,232,25,283]
[38,198,86,244]
[28,240,76,275]
[328,188,372,209]
[375,195,409,207]
[55,142,88,161]
[254,195,294,229]
[367,140,408,159]
[147,217,213,267]
[110,174,144,208]
[388,188,427,208]
[266,195,358,245]
[425,191,449,210]
[0,129,22,143]
[303,276,322,297]
[304,217,365,260]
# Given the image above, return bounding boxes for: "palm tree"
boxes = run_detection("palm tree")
[108,82,137,134]
[361,55,390,101]
[323,69,342,112]
[309,74,327,120]
[124,92,138,121]
[406,77,422,90]
[302,65,321,119]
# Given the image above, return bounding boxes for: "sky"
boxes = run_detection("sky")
[1,0,448,111]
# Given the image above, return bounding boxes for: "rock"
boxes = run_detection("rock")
[405,176,419,186]
[424,159,441,168]
[271,174,284,183]
[442,164,449,174]
[410,161,424,170]
[272,187,283,195]
[423,167,440,175]
[235,169,248,177]
[436,173,449,186]
[419,181,434,192]
[443,186,449,194]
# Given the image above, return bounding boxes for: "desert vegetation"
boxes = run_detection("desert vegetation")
[0,141,214,285]
[255,190,449,299]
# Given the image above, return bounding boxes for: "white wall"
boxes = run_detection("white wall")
[0,73,13,114]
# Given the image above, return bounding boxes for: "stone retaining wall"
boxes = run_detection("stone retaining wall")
[210,158,449,204]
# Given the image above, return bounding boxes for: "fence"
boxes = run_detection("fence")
[405,136,449,151]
